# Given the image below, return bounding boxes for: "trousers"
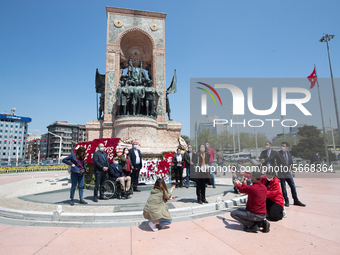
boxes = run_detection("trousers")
[230,208,266,228]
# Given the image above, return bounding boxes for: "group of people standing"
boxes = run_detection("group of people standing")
[62,141,143,205]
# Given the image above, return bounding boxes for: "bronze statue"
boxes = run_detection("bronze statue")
[145,80,158,117]
[166,69,177,121]
[95,68,105,120]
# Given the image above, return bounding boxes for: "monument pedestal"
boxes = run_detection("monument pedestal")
[86,117,181,157]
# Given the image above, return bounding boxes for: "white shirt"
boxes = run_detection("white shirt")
[134,149,140,164]
[176,154,182,167]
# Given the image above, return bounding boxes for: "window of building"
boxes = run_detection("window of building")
[5,130,7,133]
[15,125,18,128]
[6,125,8,127]
[2,153,5,156]
[4,147,6,149]
[15,131,17,133]
[13,153,15,155]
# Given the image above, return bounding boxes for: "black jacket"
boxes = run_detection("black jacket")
[259,149,276,166]
[93,150,109,173]
[128,148,142,169]
[108,163,125,178]
[265,150,293,178]
[172,153,184,168]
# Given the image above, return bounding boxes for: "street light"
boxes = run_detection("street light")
[320,34,340,145]
[47,131,62,164]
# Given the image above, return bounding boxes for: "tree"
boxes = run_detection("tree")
[290,125,335,162]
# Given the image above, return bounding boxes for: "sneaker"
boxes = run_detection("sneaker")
[148,221,158,231]
[283,208,287,218]
[79,199,88,204]
[70,199,74,206]
[262,220,270,233]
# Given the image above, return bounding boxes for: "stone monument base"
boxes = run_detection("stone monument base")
[86,117,182,157]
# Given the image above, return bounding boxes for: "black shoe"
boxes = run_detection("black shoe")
[79,199,88,204]
[70,199,74,206]
[294,201,306,207]
[198,199,203,204]
[100,196,109,200]
[244,224,259,233]
[213,185,216,188]
[284,201,289,207]
[133,189,141,192]
[93,197,98,202]
[262,220,270,233]
[202,199,208,203]
[186,185,189,188]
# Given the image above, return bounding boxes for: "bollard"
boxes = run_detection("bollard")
[52,205,63,221]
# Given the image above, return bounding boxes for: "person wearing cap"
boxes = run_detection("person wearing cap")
[109,156,131,199]
[129,141,143,192]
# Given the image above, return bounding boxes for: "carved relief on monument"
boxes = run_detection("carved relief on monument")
[107,52,115,71]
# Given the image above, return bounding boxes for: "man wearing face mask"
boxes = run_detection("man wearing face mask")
[183,145,194,188]
[260,141,276,168]
[129,141,143,192]
[260,168,284,221]
[93,143,110,202]
[109,156,131,199]
[261,142,305,207]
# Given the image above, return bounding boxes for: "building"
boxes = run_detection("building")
[46,121,87,160]
[0,108,31,164]
[25,134,41,162]
[39,133,48,161]
[195,115,229,136]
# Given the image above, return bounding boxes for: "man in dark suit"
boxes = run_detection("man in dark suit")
[108,157,131,199]
[259,141,276,168]
[128,141,142,192]
[93,143,109,202]
[262,142,305,207]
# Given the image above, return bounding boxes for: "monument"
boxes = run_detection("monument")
[86,7,182,157]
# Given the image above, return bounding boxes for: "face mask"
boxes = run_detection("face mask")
[249,178,252,183]
[281,147,287,152]
[124,150,128,154]
[188,149,192,152]
[133,145,137,149]
[267,177,274,181]
[200,147,205,152]
[265,145,270,150]
[99,147,104,152]
[237,164,242,168]
[177,151,181,155]
[205,145,209,148]
[114,161,118,165]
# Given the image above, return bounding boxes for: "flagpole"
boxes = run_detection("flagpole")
[314,64,330,166]
[330,117,336,157]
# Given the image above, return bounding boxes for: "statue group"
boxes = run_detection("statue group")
[116,59,158,118]
[95,59,177,120]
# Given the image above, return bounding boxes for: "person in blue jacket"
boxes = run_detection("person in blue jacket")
[108,156,131,199]
[62,147,88,206]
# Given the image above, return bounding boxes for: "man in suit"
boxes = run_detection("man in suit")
[93,143,109,202]
[129,141,142,192]
[109,157,131,199]
[261,142,305,207]
[259,141,276,168]
[172,147,184,188]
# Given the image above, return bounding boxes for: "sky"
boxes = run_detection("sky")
[0,0,339,141]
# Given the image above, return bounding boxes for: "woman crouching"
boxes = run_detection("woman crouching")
[143,178,176,231]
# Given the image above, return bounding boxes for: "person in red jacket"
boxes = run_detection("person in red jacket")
[230,171,270,233]
[261,168,284,221]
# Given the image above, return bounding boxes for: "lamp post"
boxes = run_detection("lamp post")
[47,131,62,164]
[320,34,340,145]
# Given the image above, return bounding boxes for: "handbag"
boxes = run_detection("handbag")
[78,168,85,175]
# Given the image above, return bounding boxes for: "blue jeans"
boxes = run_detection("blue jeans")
[153,218,172,226]
[279,177,298,202]
[209,162,215,186]
[186,165,191,186]
[70,172,85,200]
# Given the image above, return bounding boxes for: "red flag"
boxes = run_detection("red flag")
[307,68,317,89]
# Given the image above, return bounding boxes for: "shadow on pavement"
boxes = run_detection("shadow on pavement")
[216,216,244,232]
[176,198,197,203]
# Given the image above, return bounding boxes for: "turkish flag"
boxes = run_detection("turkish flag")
[307,68,317,89]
